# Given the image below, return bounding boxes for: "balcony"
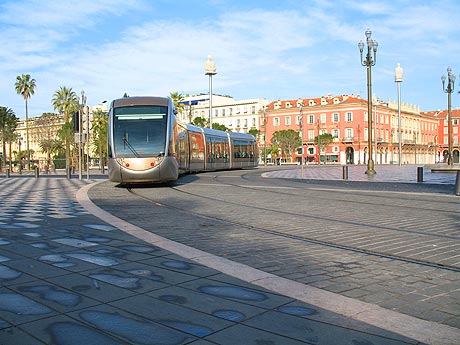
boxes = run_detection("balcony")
[342,137,354,143]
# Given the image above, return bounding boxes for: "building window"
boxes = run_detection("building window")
[308,130,315,140]
[320,114,326,123]
[364,112,368,122]
[237,119,241,127]
[274,117,280,126]
[346,128,353,139]
[295,115,301,125]
[332,129,339,138]
[346,112,353,122]
[285,116,291,125]
[332,113,339,122]
[252,118,256,127]
[222,109,226,116]
[244,119,248,128]
[308,115,315,124]
[251,106,256,114]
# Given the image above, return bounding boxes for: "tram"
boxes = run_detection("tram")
[108,96,258,183]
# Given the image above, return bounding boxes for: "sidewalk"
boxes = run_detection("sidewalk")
[262,164,458,184]
[0,176,459,344]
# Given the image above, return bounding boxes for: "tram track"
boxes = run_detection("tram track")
[126,173,460,273]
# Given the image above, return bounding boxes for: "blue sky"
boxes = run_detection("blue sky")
[1,0,459,118]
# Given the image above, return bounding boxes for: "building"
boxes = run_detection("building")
[262,94,446,165]
[421,109,460,163]
[179,94,270,133]
[10,101,109,171]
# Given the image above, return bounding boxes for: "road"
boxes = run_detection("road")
[89,166,460,329]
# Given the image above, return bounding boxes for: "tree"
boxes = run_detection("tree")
[314,133,334,163]
[35,112,61,172]
[51,87,79,170]
[271,130,301,162]
[211,123,230,131]
[192,117,208,128]
[169,92,185,114]
[0,107,18,171]
[14,73,36,170]
[91,108,108,171]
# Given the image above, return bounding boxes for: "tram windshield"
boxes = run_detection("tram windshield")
[113,105,168,158]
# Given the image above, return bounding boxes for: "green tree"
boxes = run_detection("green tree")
[0,106,18,171]
[14,73,36,170]
[271,129,301,162]
[314,133,334,163]
[51,87,79,170]
[91,108,108,171]
[169,92,185,114]
[192,117,208,128]
[212,123,230,131]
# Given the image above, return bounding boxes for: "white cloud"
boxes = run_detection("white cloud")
[1,0,460,117]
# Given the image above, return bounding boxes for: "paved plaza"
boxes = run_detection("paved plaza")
[0,166,459,344]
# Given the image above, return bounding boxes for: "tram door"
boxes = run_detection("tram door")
[177,130,189,173]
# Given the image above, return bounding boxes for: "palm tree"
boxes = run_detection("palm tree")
[14,74,36,170]
[51,87,79,170]
[169,92,185,114]
[0,106,18,171]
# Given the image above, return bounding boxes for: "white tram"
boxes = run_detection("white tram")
[108,96,258,183]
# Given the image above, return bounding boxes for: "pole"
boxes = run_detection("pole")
[397,81,402,166]
[78,107,82,180]
[366,63,375,174]
[86,105,90,180]
[209,74,213,128]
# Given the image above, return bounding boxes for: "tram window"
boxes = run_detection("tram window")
[113,105,168,157]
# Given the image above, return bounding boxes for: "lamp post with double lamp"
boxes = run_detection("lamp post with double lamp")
[395,63,403,166]
[204,55,217,128]
[358,29,378,175]
[441,67,456,166]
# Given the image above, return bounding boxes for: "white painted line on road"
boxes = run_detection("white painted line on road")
[77,181,460,345]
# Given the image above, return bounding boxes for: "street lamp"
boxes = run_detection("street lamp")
[395,63,403,166]
[359,28,378,175]
[81,90,89,180]
[263,106,267,166]
[204,55,217,128]
[299,104,304,176]
[441,67,456,166]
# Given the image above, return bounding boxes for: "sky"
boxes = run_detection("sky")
[1,0,460,119]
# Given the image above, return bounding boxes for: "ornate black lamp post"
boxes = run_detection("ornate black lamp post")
[358,29,378,175]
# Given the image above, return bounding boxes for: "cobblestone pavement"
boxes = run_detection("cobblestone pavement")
[87,165,460,341]
[2,176,449,344]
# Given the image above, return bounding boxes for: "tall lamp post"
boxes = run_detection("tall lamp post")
[359,29,378,175]
[81,90,89,180]
[299,105,304,176]
[204,55,217,128]
[263,106,267,166]
[441,67,456,166]
[395,63,403,166]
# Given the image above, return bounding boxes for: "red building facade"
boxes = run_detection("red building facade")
[261,94,455,165]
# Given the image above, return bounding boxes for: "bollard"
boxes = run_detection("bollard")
[6,168,10,178]
[417,166,423,183]
[455,170,460,196]
[342,165,348,180]
[35,167,39,178]
[66,167,72,179]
